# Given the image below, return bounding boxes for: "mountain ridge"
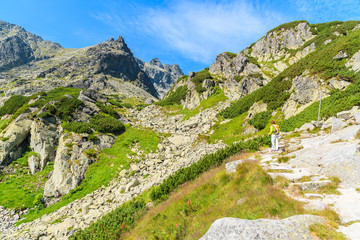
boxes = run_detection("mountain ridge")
[0,20,184,101]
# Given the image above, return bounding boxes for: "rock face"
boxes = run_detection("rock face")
[289,125,360,188]
[137,58,184,98]
[200,215,323,240]
[0,20,61,71]
[30,117,62,171]
[43,133,115,201]
[250,21,314,62]
[346,49,360,72]
[42,37,159,98]
[0,116,32,165]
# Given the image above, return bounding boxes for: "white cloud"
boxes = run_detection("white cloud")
[142,0,285,63]
[93,0,284,64]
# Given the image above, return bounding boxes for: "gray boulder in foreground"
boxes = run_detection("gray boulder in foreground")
[200,215,323,240]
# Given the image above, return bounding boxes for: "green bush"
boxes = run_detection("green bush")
[122,103,133,109]
[224,52,237,59]
[64,122,92,134]
[90,114,125,134]
[96,101,119,118]
[249,111,272,130]
[150,136,270,201]
[29,87,82,110]
[0,95,30,116]
[234,75,244,82]
[191,69,213,94]
[71,199,146,240]
[157,86,188,106]
[108,99,123,108]
[136,104,150,111]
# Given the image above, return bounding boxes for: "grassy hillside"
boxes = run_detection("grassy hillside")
[220,20,360,132]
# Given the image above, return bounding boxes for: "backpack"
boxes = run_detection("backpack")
[273,124,280,134]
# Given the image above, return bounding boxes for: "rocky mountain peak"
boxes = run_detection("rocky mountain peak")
[0,20,62,71]
[95,36,133,55]
[149,58,163,68]
[136,58,184,98]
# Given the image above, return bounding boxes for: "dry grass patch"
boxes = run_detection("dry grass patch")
[124,162,305,239]
[309,208,346,240]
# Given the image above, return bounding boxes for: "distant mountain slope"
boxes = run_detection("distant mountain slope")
[0,20,184,101]
[0,20,61,71]
[137,58,184,98]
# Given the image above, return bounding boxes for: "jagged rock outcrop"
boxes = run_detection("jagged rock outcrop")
[0,115,32,165]
[0,20,61,71]
[30,117,62,173]
[137,58,183,98]
[250,21,314,62]
[209,52,267,101]
[0,35,34,71]
[43,133,115,202]
[200,215,323,240]
[281,72,352,119]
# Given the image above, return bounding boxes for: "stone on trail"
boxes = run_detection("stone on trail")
[299,122,315,132]
[200,215,323,240]
[339,222,360,240]
[333,188,360,224]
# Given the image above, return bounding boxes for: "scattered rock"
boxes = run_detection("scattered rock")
[333,51,348,60]
[299,123,315,132]
[225,160,245,174]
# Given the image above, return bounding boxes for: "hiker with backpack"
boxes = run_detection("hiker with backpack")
[269,120,280,152]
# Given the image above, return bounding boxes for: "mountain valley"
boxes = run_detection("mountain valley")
[1,19,360,239]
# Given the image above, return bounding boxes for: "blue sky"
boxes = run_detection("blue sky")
[1,0,360,74]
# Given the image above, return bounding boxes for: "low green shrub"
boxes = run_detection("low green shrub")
[96,102,119,118]
[90,114,125,134]
[122,103,133,109]
[0,95,30,116]
[136,104,150,111]
[36,97,83,121]
[224,52,237,59]
[64,122,92,134]
[249,111,272,130]
[157,86,188,106]
[191,69,213,94]
[108,99,123,108]
[234,75,244,82]
[150,136,270,201]
[71,199,146,240]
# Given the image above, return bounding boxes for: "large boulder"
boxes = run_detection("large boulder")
[30,118,62,171]
[331,117,347,132]
[43,133,115,202]
[200,215,323,240]
[0,116,32,165]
